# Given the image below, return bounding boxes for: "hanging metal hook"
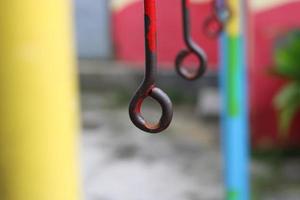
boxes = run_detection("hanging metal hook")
[129,0,173,133]
[203,0,231,38]
[175,0,208,81]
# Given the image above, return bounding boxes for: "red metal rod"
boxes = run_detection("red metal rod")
[129,0,173,134]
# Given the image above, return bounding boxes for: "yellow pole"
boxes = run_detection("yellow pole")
[0,0,80,200]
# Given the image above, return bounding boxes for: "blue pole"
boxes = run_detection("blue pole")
[219,0,249,199]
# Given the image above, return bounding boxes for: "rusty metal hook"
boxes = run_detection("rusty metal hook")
[129,0,173,133]
[203,0,231,38]
[175,0,208,81]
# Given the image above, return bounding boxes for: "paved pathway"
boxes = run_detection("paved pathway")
[81,92,223,200]
[80,91,300,200]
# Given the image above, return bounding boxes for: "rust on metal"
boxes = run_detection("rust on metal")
[129,0,173,134]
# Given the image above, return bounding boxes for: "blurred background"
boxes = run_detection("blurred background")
[77,0,300,199]
[1,0,300,200]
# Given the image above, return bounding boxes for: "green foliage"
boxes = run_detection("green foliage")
[272,30,300,136]
[274,83,300,135]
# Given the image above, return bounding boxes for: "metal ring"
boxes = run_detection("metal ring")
[175,49,207,80]
[203,15,224,38]
[129,87,173,133]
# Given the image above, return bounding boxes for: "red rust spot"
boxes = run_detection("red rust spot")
[145,0,157,52]
[145,122,160,130]
[135,98,143,113]
[134,85,155,114]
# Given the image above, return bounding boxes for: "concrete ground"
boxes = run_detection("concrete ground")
[80,91,223,200]
[79,60,300,200]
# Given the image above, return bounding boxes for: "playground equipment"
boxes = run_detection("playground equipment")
[175,0,207,81]
[129,0,250,199]
[204,0,231,38]
[129,0,209,133]
[129,0,173,133]
[0,0,80,199]
[0,0,250,199]
[219,0,250,199]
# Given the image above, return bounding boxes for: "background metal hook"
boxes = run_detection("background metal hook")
[175,0,208,81]
[203,0,231,38]
[129,0,173,133]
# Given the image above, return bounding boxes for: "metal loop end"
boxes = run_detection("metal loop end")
[129,87,173,133]
[203,16,224,38]
[175,49,207,81]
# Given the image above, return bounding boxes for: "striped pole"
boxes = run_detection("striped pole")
[0,0,81,199]
[219,0,250,199]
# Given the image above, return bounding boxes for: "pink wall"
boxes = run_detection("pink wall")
[113,1,218,69]
[250,2,300,148]
[113,1,300,148]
